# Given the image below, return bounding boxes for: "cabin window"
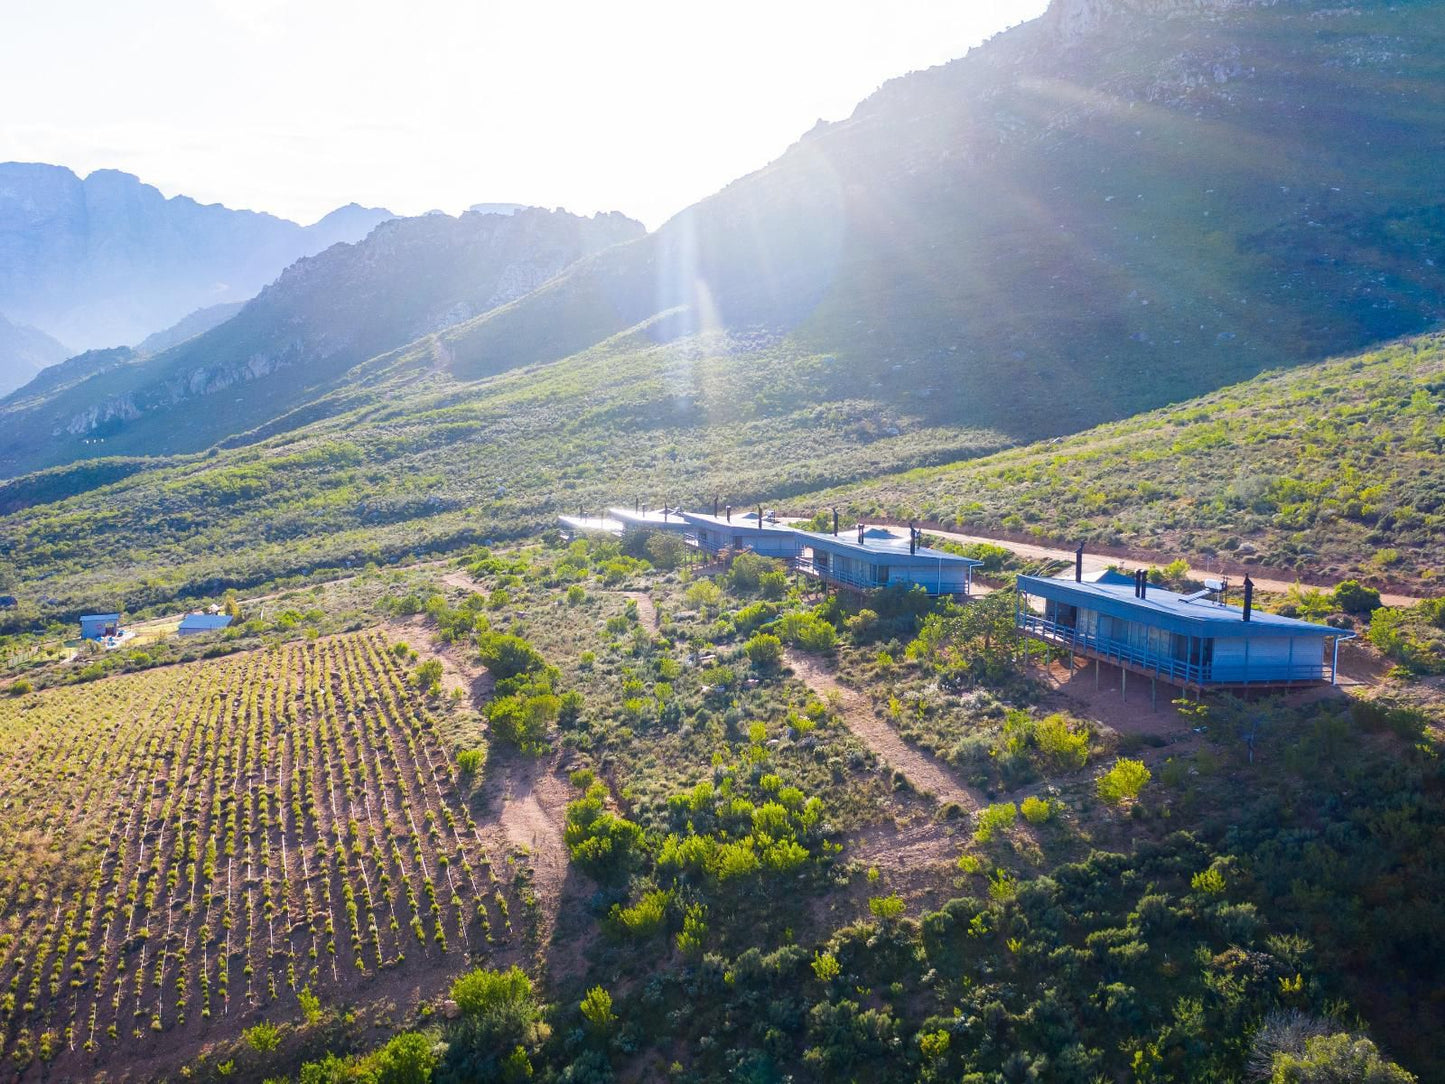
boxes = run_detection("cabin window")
[875,564,889,585]
[815,551,829,570]
[1050,602,1078,628]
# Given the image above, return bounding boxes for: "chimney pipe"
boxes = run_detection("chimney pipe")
[757,504,763,526]
[1242,575,1253,622]
[858,523,865,546]
[909,522,917,555]
[725,504,731,522]
[1075,544,1084,583]
[832,508,838,536]
[1139,570,1148,599]
[713,496,719,517]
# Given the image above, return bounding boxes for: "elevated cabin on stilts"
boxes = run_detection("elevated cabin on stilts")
[1015,558,1351,696]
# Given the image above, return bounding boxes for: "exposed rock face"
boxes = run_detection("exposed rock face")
[0,163,392,349]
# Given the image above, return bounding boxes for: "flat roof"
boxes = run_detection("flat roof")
[679,510,797,534]
[607,507,690,528]
[80,613,121,621]
[557,514,624,534]
[796,528,982,566]
[1018,574,1345,638]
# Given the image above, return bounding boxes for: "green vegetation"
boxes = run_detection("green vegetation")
[0,520,1440,1083]
[810,338,1445,586]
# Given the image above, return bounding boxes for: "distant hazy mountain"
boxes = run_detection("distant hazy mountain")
[0,163,392,349]
[133,302,247,356]
[0,312,69,396]
[0,206,643,475]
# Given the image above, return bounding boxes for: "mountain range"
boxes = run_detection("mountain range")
[0,162,392,349]
[0,207,643,474]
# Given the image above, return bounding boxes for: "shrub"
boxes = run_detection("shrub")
[8,678,32,696]
[297,985,322,1026]
[1097,758,1151,805]
[451,965,534,1018]
[868,894,906,921]
[973,802,1018,843]
[743,633,784,669]
[412,658,443,696]
[1032,713,1090,771]
[1333,579,1382,615]
[758,570,789,600]
[812,951,841,982]
[645,531,688,570]
[564,783,642,879]
[778,612,838,652]
[456,748,486,776]
[243,1021,281,1053]
[1020,795,1056,824]
[477,633,548,681]
[609,889,670,936]
[366,1031,437,1084]
[579,986,616,1034]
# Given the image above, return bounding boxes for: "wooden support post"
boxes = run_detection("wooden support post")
[1151,677,1157,713]
[1094,658,1100,689]
[1121,666,1127,702]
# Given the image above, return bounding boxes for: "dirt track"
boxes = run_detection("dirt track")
[785,649,982,810]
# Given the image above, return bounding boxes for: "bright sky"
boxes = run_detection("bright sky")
[1,1,1048,231]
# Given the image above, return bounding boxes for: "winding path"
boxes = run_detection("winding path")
[785,649,982,811]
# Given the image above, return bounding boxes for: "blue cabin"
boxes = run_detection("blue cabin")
[79,613,121,640]
[178,613,232,636]
[679,510,802,559]
[1015,572,1351,690]
[795,526,980,597]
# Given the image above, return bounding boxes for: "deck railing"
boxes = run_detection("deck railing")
[1016,613,1332,685]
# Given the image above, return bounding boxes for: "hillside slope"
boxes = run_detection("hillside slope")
[803,335,1445,586]
[428,0,1445,440]
[2,324,1442,627]
[0,208,644,475]
[0,163,391,348]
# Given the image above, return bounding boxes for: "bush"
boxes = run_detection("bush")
[477,633,548,681]
[609,889,669,936]
[579,986,616,1034]
[564,782,642,879]
[744,633,784,669]
[1097,758,1151,805]
[778,612,838,652]
[1020,795,1056,824]
[758,570,789,600]
[868,894,906,921]
[1333,579,1382,615]
[456,748,486,776]
[973,802,1018,843]
[412,658,443,696]
[243,1021,281,1053]
[367,1031,437,1084]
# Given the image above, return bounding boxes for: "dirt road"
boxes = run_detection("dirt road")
[785,649,982,810]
